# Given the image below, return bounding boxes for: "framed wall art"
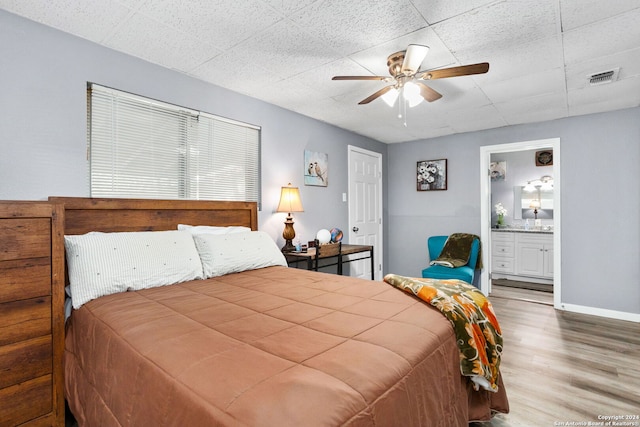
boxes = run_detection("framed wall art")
[304,150,328,187]
[417,159,447,191]
[490,161,506,181]
[535,150,553,166]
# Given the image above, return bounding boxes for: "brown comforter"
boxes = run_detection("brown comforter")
[65,266,508,426]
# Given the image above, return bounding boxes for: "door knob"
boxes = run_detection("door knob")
[352,227,359,232]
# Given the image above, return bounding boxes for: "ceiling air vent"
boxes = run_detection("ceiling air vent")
[588,68,619,86]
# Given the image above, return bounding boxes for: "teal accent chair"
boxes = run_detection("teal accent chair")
[421,235,480,285]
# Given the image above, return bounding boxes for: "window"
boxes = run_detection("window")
[87,84,260,205]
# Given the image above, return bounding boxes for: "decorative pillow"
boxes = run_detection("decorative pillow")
[65,230,203,309]
[178,224,252,235]
[193,231,287,278]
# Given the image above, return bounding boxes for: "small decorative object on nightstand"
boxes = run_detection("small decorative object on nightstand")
[316,229,331,245]
[276,183,304,252]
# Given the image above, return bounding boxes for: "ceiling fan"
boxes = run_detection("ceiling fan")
[332,44,489,106]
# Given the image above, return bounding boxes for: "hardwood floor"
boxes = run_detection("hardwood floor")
[473,291,640,426]
[490,283,553,306]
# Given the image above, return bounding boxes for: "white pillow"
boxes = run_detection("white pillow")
[65,230,203,309]
[177,224,251,235]
[193,231,287,278]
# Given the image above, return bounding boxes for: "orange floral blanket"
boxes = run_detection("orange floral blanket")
[383,274,503,392]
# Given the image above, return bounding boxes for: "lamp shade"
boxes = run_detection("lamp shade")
[276,184,304,214]
[404,82,424,107]
[381,88,399,107]
[529,200,541,209]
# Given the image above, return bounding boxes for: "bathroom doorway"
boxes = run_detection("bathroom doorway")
[479,138,562,310]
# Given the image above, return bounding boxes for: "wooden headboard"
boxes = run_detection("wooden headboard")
[48,197,258,235]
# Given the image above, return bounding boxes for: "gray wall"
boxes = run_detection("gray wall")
[388,108,640,315]
[0,10,388,267]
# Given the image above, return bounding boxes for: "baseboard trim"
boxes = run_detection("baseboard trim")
[560,303,640,323]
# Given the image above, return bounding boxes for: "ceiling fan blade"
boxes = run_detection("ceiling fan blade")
[358,86,394,105]
[416,82,442,102]
[401,44,429,75]
[332,75,389,81]
[419,62,490,80]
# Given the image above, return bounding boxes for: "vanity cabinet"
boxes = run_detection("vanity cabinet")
[491,232,515,274]
[0,202,64,426]
[492,230,553,283]
[515,233,553,279]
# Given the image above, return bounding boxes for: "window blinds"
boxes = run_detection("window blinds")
[88,84,260,204]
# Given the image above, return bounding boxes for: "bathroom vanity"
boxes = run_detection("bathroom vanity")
[491,229,553,284]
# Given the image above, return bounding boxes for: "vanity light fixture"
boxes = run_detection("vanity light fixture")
[524,175,554,192]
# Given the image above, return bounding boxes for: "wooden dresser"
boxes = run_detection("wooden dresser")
[0,202,64,426]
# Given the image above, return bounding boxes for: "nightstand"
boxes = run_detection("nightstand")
[284,244,375,280]
[0,202,64,426]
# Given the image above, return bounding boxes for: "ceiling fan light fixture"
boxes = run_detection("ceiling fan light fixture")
[404,82,424,107]
[381,88,399,107]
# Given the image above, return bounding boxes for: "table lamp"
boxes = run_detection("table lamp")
[276,183,304,252]
[529,200,541,219]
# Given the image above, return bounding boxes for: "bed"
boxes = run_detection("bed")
[51,197,508,426]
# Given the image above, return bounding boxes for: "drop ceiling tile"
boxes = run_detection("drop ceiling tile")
[560,0,639,31]
[260,0,317,14]
[482,68,566,104]
[565,47,640,91]
[137,0,283,51]
[293,98,358,125]
[411,0,500,24]
[495,92,568,125]
[459,35,564,84]
[447,104,507,133]
[0,0,135,43]
[567,77,640,115]
[252,78,326,110]
[349,121,419,144]
[288,0,428,56]
[401,128,455,143]
[190,51,282,96]
[432,0,560,55]
[228,19,339,79]
[563,8,640,65]
[104,12,223,72]
[432,85,491,109]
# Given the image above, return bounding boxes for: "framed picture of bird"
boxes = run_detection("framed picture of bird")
[304,150,328,187]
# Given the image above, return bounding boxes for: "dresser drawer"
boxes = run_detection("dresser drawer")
[0,258,51,304]
[0,375,52,426]
[0,335,52,389]
[0,218,51,261]
[491,231,514,242]
[0,297,51,346]
[492,240,514,257]
[492,257,514,274]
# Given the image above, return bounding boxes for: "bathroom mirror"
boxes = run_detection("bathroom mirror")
[513,186,554,220]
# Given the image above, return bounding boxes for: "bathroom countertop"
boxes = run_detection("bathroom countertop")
[492,227,553,234]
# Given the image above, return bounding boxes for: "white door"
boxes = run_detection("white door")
[348,146,383,280]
